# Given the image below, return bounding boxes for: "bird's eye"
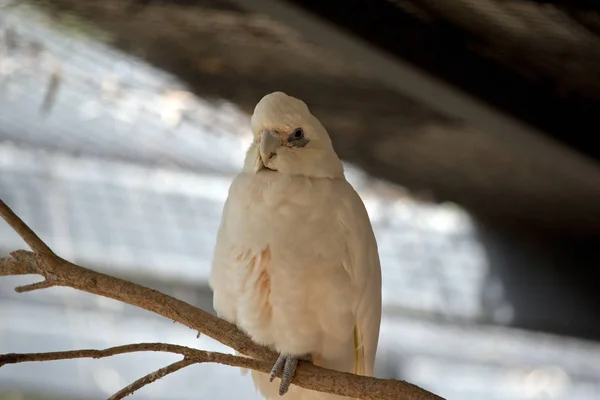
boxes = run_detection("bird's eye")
[292,128,303,140]
[287,128,309,147]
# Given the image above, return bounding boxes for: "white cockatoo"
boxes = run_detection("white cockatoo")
[209,91,382,399]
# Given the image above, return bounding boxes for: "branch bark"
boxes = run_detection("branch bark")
[0,199,444,400]
[108,358,196,400]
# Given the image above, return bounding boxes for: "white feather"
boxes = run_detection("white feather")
[209,92,382,400]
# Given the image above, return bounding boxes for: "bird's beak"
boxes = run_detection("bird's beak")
[259,130,282,167]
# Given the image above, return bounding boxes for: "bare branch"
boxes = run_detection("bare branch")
[0,200,444,400]
[0,343,276,376]
[15,279,56,292]
[0,250,38,275]
[0,343,441,400]
[0,200,54,255]
[108,358,196,400]
[0,248,274,360]
[0,343,197,366]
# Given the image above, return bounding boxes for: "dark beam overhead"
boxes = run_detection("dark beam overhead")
[236,0,600,165]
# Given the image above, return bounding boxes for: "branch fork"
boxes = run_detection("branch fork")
[0,200,443,400]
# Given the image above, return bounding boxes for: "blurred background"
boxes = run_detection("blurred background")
[1,1,600,399]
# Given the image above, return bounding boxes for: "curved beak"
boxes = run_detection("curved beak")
[260,130,282,166]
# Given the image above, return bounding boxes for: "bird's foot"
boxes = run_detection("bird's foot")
[269,353,312,396]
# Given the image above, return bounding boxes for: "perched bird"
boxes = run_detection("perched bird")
[209,92,382,399]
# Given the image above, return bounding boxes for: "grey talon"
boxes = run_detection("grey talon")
[269,353,313,396]
[279,356,299,395]
[269,354,287,382]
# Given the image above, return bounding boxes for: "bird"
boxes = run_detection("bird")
[209,91,382,399]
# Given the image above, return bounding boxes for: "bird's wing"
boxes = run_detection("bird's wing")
[210,175,268,378]
[337,181,382,376]
[210,174,274,330]
[209,175,249,325]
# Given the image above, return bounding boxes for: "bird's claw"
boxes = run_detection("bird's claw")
[269,353,312,396]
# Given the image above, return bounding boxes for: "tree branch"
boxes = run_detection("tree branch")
[0,199,53,255]
[108,358,196,400]
[0,343,265,400]
[0,200,272,362]
[0,199,444,400]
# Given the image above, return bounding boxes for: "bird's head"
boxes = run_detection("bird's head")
[243,91,344,179]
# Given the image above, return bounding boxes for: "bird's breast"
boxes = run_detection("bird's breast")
[227,172,344,250]
[223,172,354,353]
